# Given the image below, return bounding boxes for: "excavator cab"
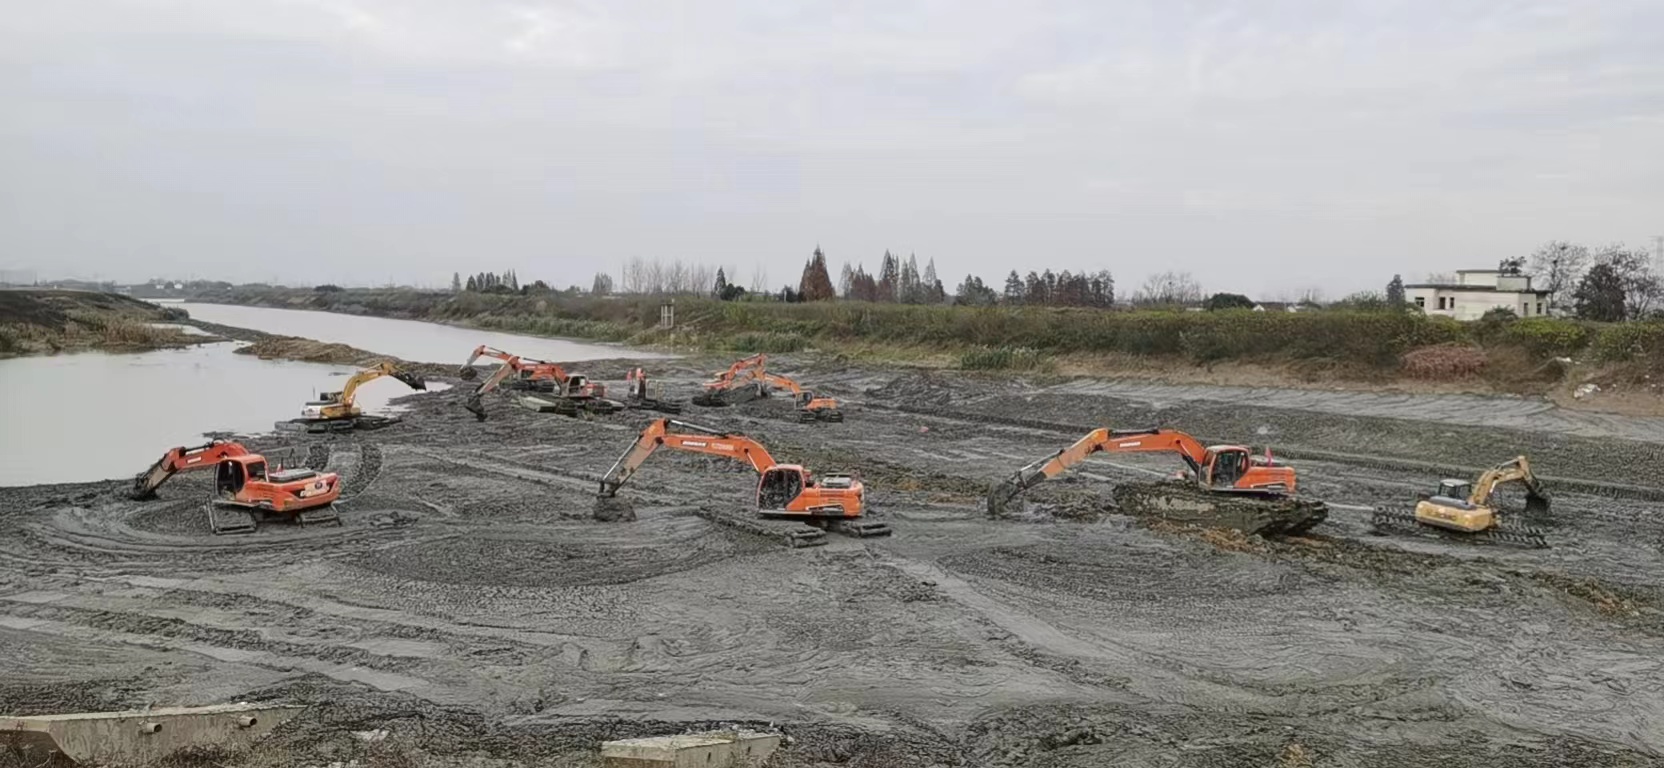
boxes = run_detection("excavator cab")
[758,467,805,510]
[215,457,265,497]
[1433,479,1473,504]
[1204,447,1249,488]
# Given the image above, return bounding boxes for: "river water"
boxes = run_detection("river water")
[177,302,659,365]
[0,304,656,487]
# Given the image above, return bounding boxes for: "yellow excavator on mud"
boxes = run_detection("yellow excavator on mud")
[1372,456,1551,548]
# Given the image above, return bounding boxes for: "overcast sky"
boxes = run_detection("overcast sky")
[3,1,1661,298]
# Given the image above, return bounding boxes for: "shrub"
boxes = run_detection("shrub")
[1589,321,1664,364]
[725,331,808,353]
[960,346,1049,371]
[1497,317,1592,358]
[1400,343,1487,379]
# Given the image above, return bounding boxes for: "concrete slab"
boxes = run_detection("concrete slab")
[601,730,780,768]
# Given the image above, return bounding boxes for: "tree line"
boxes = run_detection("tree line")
[452,238,1662,322]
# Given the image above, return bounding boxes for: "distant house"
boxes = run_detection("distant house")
[1252,302,1303,313]
[1405,270,1550,320]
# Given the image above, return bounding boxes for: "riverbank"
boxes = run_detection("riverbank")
[0,290,216,357]
[186,286,1664,415]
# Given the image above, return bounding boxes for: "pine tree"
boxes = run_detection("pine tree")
[466,275,478,291]
[508,270,519,291]
[838,262,854,298]
[1386,274,1406,309]
[900,253,921,303]
[878,251,899,302]
[713,267,729,298]
[451,272,462,293]
[1003,271,1024,304]
[799,247,836,301]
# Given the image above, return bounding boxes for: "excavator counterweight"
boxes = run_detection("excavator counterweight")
[988,427,1326,537]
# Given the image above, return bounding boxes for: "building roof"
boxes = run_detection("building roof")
[1454,268,1502,274]
[1404,283,1549,295]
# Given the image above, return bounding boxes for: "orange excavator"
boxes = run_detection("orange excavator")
[987,427,1327,536]
[131,440,342,534]
[597,418,890,545]
[458,345,597,395]
[462,352,614,420]
[693,353,770,406]
[692,354,843,421]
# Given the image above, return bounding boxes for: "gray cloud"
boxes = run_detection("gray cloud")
[3,0,1660,297]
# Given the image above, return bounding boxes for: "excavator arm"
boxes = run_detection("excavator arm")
[1472,456,1550,512]
[131,440,251,500]
[339,361,426,406]
[705,354,768,391]
[459,345,516,379]
[463,356,521,420]
[598,419,777,496]
[761,373,803,395]
[987,428,1209,515]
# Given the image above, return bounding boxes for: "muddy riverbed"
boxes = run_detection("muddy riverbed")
[2,355,1661,767]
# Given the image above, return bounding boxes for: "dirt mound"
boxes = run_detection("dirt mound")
[235,336,391,366]
[864,371,957,407]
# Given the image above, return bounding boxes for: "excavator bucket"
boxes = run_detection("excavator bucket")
[1523,489,1551,515]
[986,478,1025,519]
[463,393,488,421]
[393,370,428,391]
[457,366,480,381]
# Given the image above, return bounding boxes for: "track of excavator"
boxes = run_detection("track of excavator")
[1109,481,1329,537]
[1370,508,1549,549]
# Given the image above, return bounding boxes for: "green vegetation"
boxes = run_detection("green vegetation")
[960,346,1051,372]
[189,287,1664,384]
[0,290,204,357]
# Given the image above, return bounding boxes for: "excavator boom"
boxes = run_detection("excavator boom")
[988,428,1207,515]
[598,419,776,496]
[131,440,252,500]
[1471,456,1549,510]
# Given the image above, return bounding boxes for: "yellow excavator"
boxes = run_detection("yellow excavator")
[1372,456,1550,547]
[293,361,426,432]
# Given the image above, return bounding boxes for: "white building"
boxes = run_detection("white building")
[1405,270,1551,321]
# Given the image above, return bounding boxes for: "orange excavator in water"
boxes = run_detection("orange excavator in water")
[131,440,342,534]
[597,418,890,545]
[692,354,843,421]
[987,427,1327,536]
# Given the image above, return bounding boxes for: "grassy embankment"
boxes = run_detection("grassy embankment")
[191,286,1664,402]
[0,290,210,358]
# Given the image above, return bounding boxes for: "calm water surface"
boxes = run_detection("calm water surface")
[178,302,662,364]
[1,304,657,486]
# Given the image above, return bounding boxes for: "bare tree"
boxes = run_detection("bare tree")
[1526,241,1591,310]
[621,257,646,294]
[1593,243,1662,319]
[1132,271,1203,307]
[644,259,667,295]
[689,263,714,298]
[749,264,769,293]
